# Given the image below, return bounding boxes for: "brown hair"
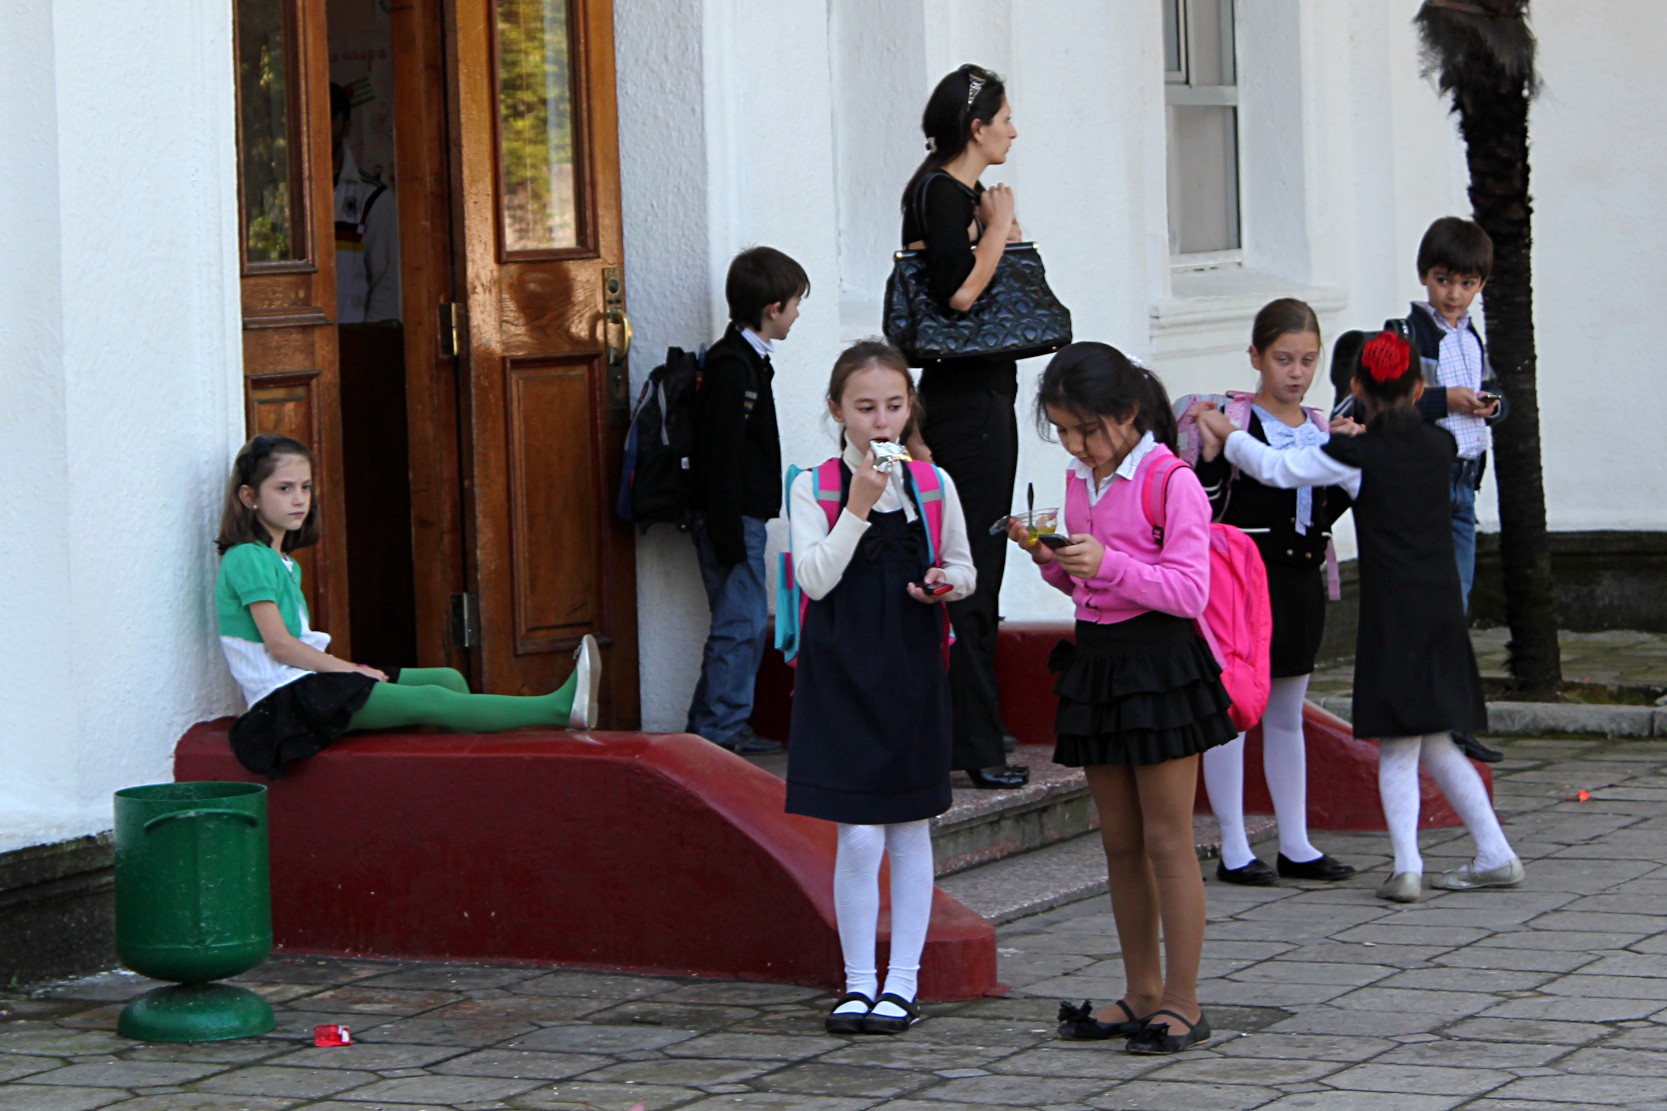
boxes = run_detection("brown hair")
[1250,297,1321,354]
[1416,216,1493,281]
[726,246,811,331]
[216,433,320,555]
[826,339,923,446]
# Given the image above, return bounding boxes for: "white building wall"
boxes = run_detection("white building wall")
[616,0,1667,729]
[0,0,244,851]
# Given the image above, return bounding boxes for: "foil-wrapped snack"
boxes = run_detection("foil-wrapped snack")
[871,440,913,474]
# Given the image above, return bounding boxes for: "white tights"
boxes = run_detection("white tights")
[1203,674,1320,868]
[832,820,935,1016]
[1378,732,1515,875]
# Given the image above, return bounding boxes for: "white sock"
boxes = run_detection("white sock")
[1202,734,1254,869]
[1378,737,1425,875]
[833,823,884,1010]
[1419,732,1516,871]
[876,820,935,1016]
[1265,675,1321,863]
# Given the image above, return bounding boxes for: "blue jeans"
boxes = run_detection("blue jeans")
[687,515,770,743]
[1451,472,1478,611]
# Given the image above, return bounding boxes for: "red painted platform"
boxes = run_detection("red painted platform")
[174,722,1000,1000]
[759,619,1488,830]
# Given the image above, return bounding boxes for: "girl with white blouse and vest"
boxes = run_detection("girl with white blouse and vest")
[1192,299,1357,888]
[214,434,597,778]
[1009,343,1237,1056]
[785,341,974,1036]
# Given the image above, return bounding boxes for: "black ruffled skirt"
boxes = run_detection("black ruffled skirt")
[228,670,392,779]
[1051,613,1236,767]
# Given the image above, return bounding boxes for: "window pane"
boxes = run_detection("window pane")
[497,0,580,252]
[1186,0,1235,87]
[1167,105,1240,254]
[237,0,302,262]
[1163,0,1184,82]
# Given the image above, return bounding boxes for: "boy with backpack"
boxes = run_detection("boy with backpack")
[686,246,810,754]
[1406,217,1508,764]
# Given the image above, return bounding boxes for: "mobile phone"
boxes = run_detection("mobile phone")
[1476,392,1500,404]
[920,581,954,597]
[1036,533,1071,550]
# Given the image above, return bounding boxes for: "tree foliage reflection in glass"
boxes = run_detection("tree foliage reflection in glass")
[497,0,580,252]
[238,0,301,262]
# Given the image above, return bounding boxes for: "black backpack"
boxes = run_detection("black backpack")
[615,347,705,528]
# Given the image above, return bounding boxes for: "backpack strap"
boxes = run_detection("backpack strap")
[813,457,844,530]
[1141,454,1190,548]
[903,460,955,669]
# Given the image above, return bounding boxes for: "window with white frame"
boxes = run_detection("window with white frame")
[1164,0,1240,261]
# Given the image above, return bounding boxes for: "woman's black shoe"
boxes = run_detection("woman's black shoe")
[1125,1009,1210,1055]
[1215,858,1277,886]
[1057,999,1147,1040]
[1276,853,1356,881]
[965,765,1029,789]
[861,993,922,1035]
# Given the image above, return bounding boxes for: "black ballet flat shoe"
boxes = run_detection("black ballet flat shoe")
[1057,999,1147,1041]
[1277,852,1357,881]
[1125,1009,1211,1055]
[1215,858,1278,886]
[1453,730,1504,764]
[965,764,1030,790]
[861,993,922,1035]
[824,991,873,1034]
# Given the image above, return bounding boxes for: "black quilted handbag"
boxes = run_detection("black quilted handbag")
[883,242,1071,366]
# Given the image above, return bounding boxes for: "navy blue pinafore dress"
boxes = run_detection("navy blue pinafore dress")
[785,464,953,826]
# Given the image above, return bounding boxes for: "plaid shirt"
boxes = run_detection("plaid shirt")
[1416,303,1492,461]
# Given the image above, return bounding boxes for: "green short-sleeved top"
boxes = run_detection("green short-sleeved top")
[216,542,310,643]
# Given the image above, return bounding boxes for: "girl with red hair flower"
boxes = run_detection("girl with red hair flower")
[1196,331,1523,905]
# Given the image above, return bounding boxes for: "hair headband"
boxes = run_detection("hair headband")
[966,73,986,109]
[1361,331,1411,383]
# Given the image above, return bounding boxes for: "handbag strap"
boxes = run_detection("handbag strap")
[910,170,975,246]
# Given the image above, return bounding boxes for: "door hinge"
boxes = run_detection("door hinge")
[439,302,467,358]
[450,592,480,648]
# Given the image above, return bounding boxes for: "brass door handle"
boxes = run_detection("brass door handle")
[606,307,634,366]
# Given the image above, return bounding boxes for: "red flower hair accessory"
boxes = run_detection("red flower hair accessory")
[1361,331,1411,383]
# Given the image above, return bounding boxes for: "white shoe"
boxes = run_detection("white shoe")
[1375,871,1422,903]
[568,634,601,730]
[1433,857,1524,891]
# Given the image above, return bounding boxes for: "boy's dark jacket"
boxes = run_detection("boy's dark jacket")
[693,323,781,567]
[1406,302,1510,434]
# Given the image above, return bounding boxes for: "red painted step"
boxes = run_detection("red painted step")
[175,722,1000,1000]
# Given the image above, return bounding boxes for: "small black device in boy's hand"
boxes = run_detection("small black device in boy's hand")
[919,581,954,597]
[1036,533,1071,550]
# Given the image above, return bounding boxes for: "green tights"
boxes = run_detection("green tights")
[345,667,577,733]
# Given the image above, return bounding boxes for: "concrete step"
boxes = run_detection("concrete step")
[940,815,1278,926]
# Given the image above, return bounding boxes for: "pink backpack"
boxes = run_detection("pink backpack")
[774,457,954,669]
[1142,455,1272,733]
[1173,390,1341,601]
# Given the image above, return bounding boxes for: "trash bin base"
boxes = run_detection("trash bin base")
[117,981,275,1043]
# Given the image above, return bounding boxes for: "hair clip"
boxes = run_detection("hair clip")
[966,74,986,108]
[925,137,937,153]
[1361,331,1411,382]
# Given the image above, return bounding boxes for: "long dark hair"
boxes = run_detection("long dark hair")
[1035,342,1178,451]
[216,433,319,555]
[900,64,1007,217]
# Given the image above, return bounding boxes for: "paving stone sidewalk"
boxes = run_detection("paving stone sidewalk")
[4,736,1667,1110]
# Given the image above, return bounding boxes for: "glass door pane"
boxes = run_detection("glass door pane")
[237,0,306,264]
[495,0,582,253]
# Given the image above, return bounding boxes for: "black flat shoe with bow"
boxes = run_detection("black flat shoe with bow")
[1057,999,1147,1041]
[1276,852,1356,881]
[1125,1009,1211,1055]
[965,764,1030,789]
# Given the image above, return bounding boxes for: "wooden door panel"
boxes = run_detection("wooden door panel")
[505,355,601,651]
[234,0,348,651]
[448,0,639,718]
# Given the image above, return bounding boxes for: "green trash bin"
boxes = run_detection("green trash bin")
[113,781,275,1041]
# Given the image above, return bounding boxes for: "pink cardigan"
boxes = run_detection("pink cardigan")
[1038,445,1212,624]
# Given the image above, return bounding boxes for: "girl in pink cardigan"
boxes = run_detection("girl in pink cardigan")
[1010,342,1236,1056]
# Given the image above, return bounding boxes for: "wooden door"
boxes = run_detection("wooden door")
[233,0,351,653]
[445,0,639,720]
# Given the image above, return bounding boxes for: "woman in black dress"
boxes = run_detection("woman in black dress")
[1198,331,1523,905]
[900,64,1027,789]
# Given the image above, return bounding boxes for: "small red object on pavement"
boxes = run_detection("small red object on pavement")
[1561,789,1591,803]
[313,1024,353,1047]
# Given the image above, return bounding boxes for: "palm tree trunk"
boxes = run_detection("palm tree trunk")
[1450,59,1562,696]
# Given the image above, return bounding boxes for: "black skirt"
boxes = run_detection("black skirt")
[1267,562,1327,678]
[1052,613,1236,767]
[229,670,388,778]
